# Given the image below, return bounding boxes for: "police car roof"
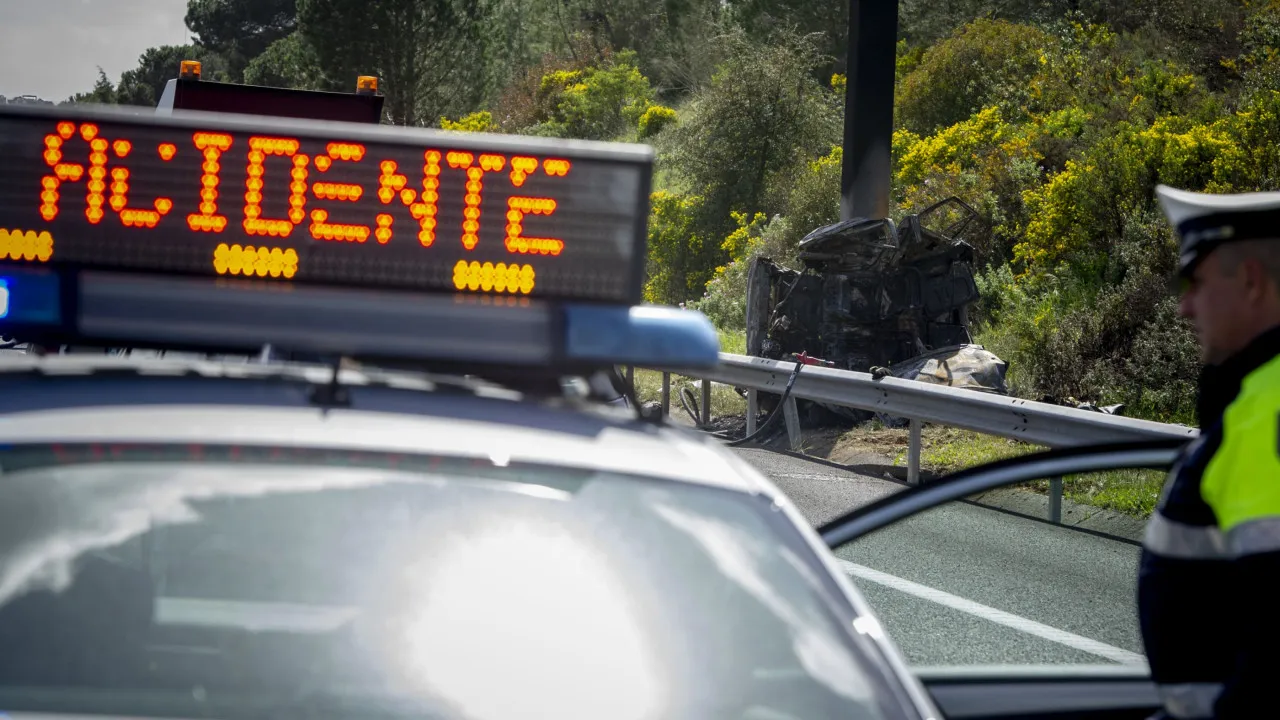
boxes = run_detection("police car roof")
[0,353,766,494]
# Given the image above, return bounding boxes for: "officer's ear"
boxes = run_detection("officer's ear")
[1238,252,1280,306]
[1214,242,1274,304]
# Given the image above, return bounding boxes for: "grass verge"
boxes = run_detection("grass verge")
[876,426,1165,518]
[631,329,748,421]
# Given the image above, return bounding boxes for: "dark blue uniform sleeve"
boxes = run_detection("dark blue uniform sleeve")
[1212,550,1280,717]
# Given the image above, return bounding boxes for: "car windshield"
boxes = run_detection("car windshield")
[0,443,909,720]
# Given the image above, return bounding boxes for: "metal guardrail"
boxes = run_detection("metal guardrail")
[640,353,1198,524]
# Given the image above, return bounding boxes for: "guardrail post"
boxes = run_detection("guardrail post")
[783,397,802,450]
[908,419,922,486]
[661,372,671,416]
[1049,477,1063,523]
[700,379,711,427]
[747,389,758,435]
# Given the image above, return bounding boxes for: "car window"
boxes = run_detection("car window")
[829,463,1168,670]
[0,443,914,720]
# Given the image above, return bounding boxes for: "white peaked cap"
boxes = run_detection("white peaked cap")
[1155,184,1280,275]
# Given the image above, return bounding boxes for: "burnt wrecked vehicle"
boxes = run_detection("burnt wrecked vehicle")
[742,197,1009,425]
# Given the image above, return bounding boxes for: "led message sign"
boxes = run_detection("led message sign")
[0,105,652,303]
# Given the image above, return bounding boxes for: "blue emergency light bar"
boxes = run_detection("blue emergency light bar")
[0,101,720,370]
[0,264,720,368]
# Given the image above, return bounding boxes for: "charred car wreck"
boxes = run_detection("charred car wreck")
[744,197,1009,424]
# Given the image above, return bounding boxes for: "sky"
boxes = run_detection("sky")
[0,0,191,102]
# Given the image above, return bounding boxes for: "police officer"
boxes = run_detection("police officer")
[1139,184,1280,718]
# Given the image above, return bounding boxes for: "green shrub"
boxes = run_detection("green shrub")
[896,19,1055,135]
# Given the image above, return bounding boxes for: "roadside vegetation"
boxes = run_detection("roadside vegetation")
[77,0,1271,517]
[905,428,1165,517]
[637,329,1166,518]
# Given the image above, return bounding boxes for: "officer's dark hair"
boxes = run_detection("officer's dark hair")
[1214,238,1280,290]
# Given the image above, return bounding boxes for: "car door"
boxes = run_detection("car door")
[815,438,1187,720]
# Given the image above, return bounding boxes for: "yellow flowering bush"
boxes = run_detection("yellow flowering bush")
[526,51,655,140]
[895,107,1013,187]
[644,191,709,305]
[439,111,494,132]
[719,211,769,264]
[1014,97,1280,275]
[689,211,772,330]
[637,104,677,138]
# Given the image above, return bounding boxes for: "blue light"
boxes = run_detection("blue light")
[563,304,720,368]
[0,266,62,326]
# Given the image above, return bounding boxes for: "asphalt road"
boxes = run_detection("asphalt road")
[731,447,1147,669]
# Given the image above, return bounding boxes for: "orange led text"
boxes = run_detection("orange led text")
[0,229,54,262]
[309,142,369,242]
[32,124,582,294]
[189,132,233,232]
[452,261,535,294]
[214,243,298,278]
[245,136,307,237]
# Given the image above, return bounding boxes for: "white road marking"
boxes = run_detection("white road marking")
[838,559,1146,666]
[775,472,859,482]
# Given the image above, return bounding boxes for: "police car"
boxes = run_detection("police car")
[0,65,946,720]
[0,68,1173,720]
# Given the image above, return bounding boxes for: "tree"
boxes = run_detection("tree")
[895,0,1247,88]
[243,32,327,90]
[185,0,298,81]
[297,0,495,126]
[661,30,840,242]
[565,0,728,93]
[115,45,227,107]
[517,49,656,139]
[510,0,728,94]
[473,0,545,102]
[895,19,1055,135]
[1078,0,1246,87]
[896,0,1063,45]
[723,0,847,79]
[66,69,118,105]
[644,30,839,306]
